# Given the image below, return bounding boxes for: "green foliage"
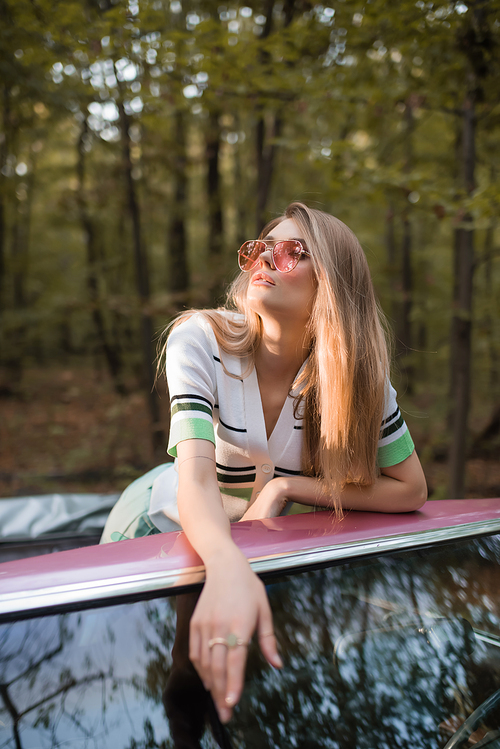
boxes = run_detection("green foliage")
[1,0,499,493]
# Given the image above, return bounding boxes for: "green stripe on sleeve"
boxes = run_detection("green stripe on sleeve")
[168,419,216,458]
[171,402,213,417]
[377,430,415,468]
[220,487,253,501]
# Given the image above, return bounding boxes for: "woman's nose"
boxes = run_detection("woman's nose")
[258,248,275,269]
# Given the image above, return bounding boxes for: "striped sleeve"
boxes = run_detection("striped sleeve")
[376,383,415,467]
[166,315,217,457]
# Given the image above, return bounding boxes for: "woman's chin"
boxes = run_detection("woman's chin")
[246,291,283,317]
[247,289,313,325]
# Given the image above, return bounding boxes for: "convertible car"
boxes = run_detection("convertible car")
[1,498,500,748]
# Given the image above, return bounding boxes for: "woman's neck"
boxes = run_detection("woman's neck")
[254,319,309,382]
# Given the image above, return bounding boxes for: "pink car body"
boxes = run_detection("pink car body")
[1,498,500,618]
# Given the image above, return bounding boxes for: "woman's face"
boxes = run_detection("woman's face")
[245,218,317,327]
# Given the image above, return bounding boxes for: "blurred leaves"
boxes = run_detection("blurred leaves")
[0,0,499,494]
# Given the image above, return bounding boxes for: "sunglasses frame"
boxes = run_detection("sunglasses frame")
[238,239,311,274]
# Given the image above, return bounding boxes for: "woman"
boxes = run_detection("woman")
[102,202,427,724]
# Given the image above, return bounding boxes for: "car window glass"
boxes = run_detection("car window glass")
[2,535,500,748]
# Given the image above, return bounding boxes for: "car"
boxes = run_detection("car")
[1,498,500,749]
[0,492,118,563]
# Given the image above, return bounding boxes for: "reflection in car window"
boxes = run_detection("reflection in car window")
[2,535,500,748]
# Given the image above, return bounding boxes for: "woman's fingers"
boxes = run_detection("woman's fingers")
[259,631,283,669]
[210,642,232,722]
[223,641,249,717]
[191,634,247,723]
[257,600,283,669]
[221,598,282,722]
[189,619,211,691]
[187,565,281,723]
[188,620,201,670]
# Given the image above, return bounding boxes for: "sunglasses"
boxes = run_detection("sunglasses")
[238,239,311,274]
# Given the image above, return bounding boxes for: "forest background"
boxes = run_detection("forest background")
[1,0,499,502]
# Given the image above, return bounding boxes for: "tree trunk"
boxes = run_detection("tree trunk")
[399,210,413,392]
[5,100,29,388]
[385,200,399,336]
[449,83,476,499]
[118,98,166,459]
[397,101,414,394]
[0,85,7,321]
[206,108,224,304]
[483,168,498,395]
[77,119,125,394]
[0,84,10,388]
[385,202,396,269]
[255,113,283,235]
[12,164,33,315]
[8,210,26,385]
[234,113,248,250]
[254,0,295,235]
[168,110,189,298]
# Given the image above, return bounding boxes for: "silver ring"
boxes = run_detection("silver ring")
[208,633,249,649]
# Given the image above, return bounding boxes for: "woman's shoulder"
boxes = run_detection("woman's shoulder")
[168,309,245,349]
[167,311,216,349]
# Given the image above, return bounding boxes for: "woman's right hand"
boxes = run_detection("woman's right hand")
[175,439,282,722]
[188,547,282,723]
[240,477,289,521]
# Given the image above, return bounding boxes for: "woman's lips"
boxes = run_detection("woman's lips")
[251,272,275,286]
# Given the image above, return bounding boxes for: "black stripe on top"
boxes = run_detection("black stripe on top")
[212,356,242,381]
[293,425,303,430]
[381,415,404,439]
[216,462,256,472]
[217,472,256,484]
[381,408,400,427]
[170,393,213,407]
[218,417,247,433]
[275,466,303,476]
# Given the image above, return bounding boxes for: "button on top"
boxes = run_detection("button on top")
[261,464,272,474]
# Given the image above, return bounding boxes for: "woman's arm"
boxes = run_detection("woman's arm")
[241,450,427,520]
[176,438,282,723]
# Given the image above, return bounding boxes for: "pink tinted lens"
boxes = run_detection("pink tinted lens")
[273,241,303,272]
[238,240,266,271]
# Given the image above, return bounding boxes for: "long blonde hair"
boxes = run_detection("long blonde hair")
[162,202,390,512]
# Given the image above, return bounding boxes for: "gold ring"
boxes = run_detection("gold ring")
[208,634,249,649]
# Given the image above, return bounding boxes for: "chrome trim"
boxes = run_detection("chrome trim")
[0,565,207,618]
[249,518,500,575]
[1,517,500,618]
[474,629,500,649]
